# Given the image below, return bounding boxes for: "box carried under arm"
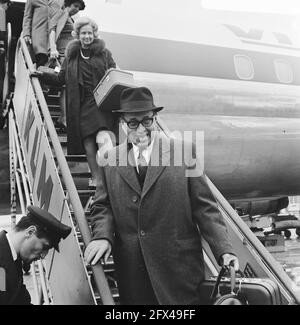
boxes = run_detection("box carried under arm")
[93,69,136,111]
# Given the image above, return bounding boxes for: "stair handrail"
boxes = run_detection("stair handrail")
[18,37,115,305]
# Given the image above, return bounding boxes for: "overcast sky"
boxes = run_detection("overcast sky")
[83,0,300,16]
[202,0,300,14]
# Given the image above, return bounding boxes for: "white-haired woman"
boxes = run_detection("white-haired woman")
[38,17,117,187]
[48,0,86,132]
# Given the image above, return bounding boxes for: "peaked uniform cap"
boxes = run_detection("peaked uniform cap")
[113,86,164,113]
[27,206,72,252]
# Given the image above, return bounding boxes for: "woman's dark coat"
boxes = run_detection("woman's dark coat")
[43,38,116,154]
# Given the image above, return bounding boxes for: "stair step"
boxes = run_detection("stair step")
[58,135,67,142]
[51,115,60,122]
[50,111,61,117]
[51,139,67,147]
[77,189,95,196]
[68,171,91,178]
[55,127,67,135]
[45,95,60,104]
[65,155,87,163]
[48,104,61,112]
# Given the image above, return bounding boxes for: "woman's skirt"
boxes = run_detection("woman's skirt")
[80,95,116,140]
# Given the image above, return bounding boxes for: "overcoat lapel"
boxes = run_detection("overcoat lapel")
[115,134,171,196]
[116,143,141,194]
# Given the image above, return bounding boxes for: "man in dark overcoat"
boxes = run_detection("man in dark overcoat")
[0,206,71,305]
[84,87,239,305]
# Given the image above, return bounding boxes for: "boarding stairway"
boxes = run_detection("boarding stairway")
[5,37,300,305]
[9,38,117,305]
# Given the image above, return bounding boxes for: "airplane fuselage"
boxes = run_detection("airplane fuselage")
[100,30,300,201]
[8,1,300,203]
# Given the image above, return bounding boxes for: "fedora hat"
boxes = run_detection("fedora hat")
[113,87,164,113]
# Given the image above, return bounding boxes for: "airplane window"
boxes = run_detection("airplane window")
[234,55,254,80]
[274,59,293,84]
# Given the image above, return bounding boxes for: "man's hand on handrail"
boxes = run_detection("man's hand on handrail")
[84,239,112,266]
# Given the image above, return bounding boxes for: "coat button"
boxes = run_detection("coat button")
[140,230,146,237]
[132,196,138,203]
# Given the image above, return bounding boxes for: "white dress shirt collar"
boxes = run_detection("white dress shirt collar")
[132,137,155,170]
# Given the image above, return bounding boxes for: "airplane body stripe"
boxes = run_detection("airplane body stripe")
[102,31,300,85]
[242,40,300,52]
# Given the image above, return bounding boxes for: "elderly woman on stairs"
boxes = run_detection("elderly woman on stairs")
[36,17,118,187]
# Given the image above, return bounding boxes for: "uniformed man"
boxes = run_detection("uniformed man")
[0,206,72,305]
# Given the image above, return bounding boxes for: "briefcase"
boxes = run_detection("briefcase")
[93,68,135,111]
[198,268,282,305]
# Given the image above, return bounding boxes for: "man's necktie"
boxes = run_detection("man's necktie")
[137,151,148,187]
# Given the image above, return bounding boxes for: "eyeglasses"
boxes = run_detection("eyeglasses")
[122,116,156,130]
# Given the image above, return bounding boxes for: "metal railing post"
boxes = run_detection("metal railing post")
[9,110,16,227]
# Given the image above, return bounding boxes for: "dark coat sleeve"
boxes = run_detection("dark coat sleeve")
[0,262,31,305]
[106,49,116,69]
[0,282,32,305]
[90,166,115,246]
[39,58,66,86]
[187,143,234,263]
